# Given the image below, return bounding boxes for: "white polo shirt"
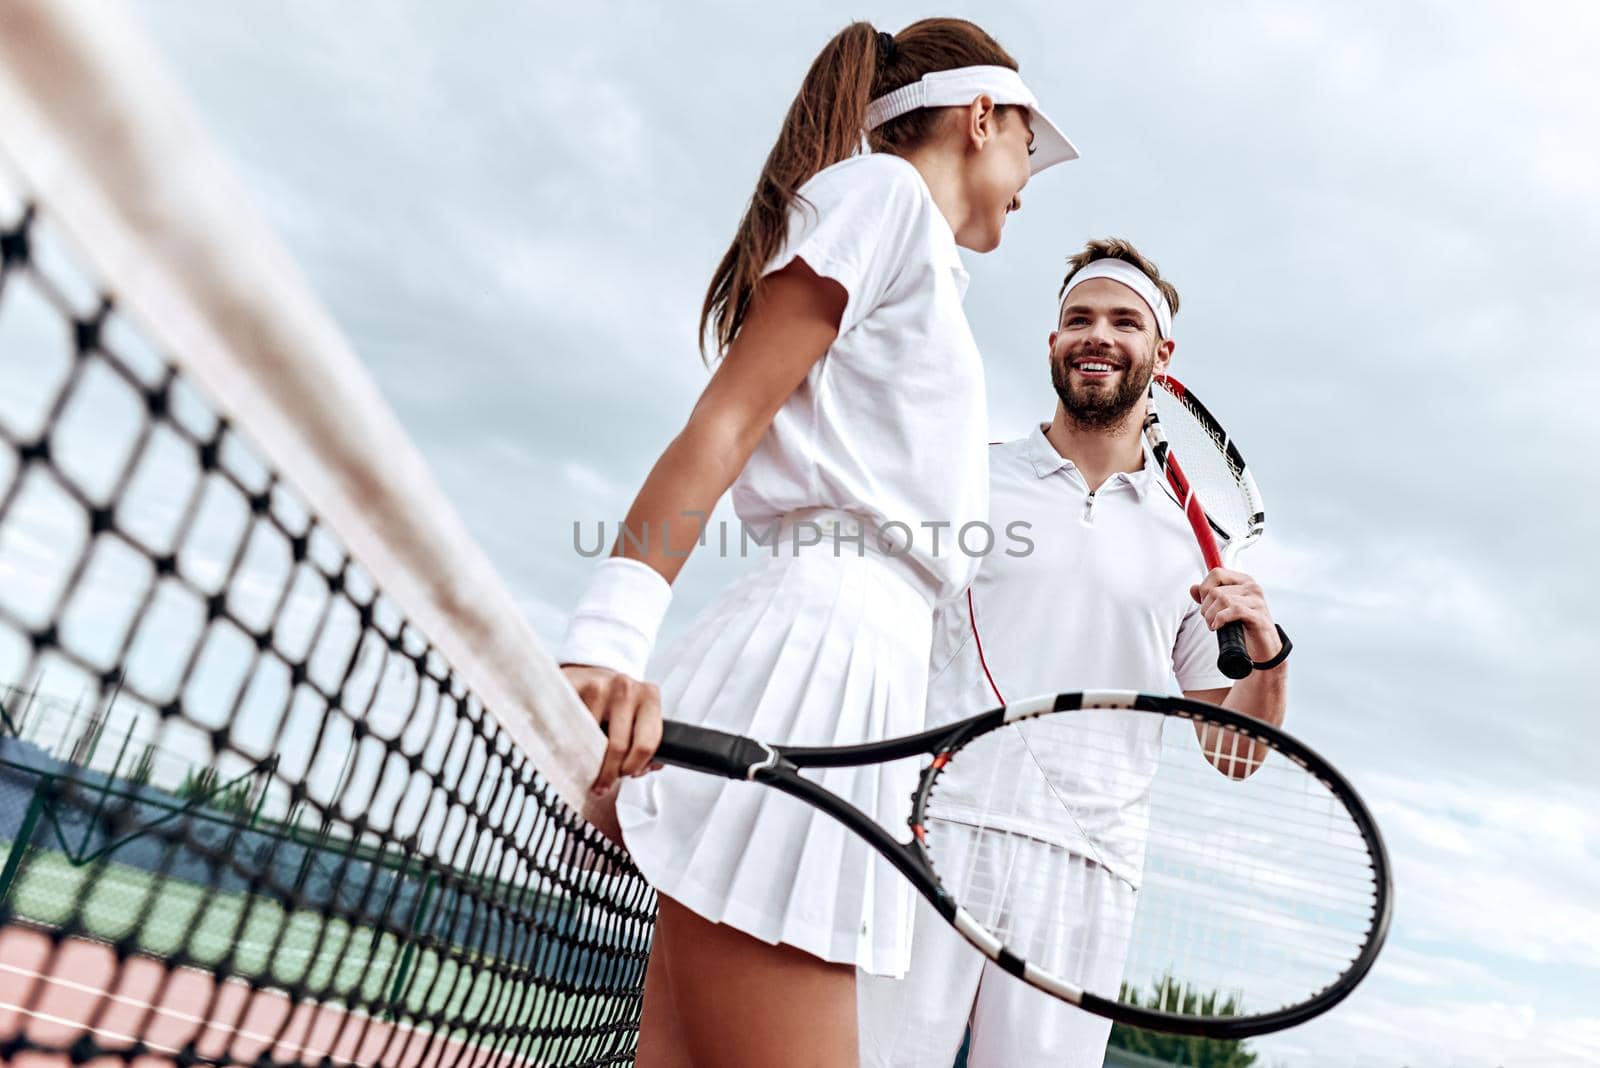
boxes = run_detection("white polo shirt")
[730,153,987,603]
[924,425,1233,886]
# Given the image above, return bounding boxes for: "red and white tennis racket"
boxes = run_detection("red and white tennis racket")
[1144,374,1266,679]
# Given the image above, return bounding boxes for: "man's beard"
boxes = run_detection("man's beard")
[1050,346,1156,430]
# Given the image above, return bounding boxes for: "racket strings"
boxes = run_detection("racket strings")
[1016,719,1115,872]
[922,710,1381,1020]
[1176,394,1237,473]
[1149,388,1257,543]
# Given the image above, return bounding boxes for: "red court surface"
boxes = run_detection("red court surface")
[0,926,529,1067]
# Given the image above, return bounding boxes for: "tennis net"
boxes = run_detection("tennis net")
[0,3,654,1065]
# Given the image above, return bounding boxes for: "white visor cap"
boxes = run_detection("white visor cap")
[864,65,1078,175]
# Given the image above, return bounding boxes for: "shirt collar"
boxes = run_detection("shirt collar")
[1025,422,1071,477]
[1025,422,1159,500]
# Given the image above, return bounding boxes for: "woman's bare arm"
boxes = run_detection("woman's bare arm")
[565,260,847,793]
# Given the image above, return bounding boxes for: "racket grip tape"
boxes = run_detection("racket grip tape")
[1217,620,1254,680]
[656,721,775,779]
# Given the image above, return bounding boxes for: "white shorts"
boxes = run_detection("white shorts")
[857,819,1137,1067]
[618,526,936,975]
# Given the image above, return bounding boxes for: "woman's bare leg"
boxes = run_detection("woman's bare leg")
[649,894,858,1068]
[634,916,693,1068]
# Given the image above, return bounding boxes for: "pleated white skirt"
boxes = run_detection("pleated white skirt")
[617,523,936,976]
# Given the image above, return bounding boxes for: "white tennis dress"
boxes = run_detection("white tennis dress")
[615,153,988,976]
[858,427,1235,1066]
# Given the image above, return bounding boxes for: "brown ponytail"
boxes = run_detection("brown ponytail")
[698,18,1019,361]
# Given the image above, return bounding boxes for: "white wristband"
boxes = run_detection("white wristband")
[557,556,673,679]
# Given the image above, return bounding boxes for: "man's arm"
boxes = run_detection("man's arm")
[1184,567,1287,777]
[1187,661,1286,726]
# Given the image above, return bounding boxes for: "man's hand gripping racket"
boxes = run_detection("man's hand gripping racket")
[1144,374,1267,679]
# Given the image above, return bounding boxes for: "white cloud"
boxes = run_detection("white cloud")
[1259,993,1600,1068]
[1374,942,1510,995]
[1367,773,1600,969]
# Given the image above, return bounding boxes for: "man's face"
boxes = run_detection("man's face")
[1048,277,1172,430]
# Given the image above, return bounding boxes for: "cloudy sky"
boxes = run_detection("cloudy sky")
[122,2,1599,1064]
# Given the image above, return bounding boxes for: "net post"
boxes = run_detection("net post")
[0,771,53,912]
[385,866,438,1020]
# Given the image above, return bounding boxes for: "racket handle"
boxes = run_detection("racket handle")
[656,720,773,779]
[1217,621,1254,680]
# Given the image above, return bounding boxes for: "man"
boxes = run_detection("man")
[857,237,1290,1067]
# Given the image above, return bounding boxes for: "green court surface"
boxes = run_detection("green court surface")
[0,837,626,1044]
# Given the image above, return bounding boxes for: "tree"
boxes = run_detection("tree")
[126,745,157,787]
[175,766,257,818]
[1107,976,1258,1068]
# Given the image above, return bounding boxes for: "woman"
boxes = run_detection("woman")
[559,18,1076,1066]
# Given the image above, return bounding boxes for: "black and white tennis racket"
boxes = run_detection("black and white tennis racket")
[1145,373,1266,680]
[657,692,1390,1039]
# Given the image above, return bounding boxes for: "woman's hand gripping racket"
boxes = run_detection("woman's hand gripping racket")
[1145,374,1266,679]
[657,692,1391,1039]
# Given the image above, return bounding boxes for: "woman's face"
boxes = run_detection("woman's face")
[955,106,1034,253]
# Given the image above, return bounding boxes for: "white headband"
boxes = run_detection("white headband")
[1060,258,1173,339]
[864,65,1079,176]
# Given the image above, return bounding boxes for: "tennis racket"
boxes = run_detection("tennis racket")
[657,692,1390,1039]
[1145,373,1266,680]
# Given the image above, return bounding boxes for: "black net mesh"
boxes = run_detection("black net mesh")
[0,194,654,1065]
